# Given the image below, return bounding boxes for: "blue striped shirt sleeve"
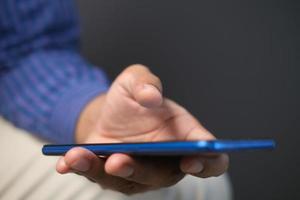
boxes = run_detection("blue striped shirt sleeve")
[0,0,110,143]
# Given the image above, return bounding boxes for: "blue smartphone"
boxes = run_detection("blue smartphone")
[42,139,275,156]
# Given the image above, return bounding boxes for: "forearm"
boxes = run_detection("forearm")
[0,0,110,143]
[0,50,109,143]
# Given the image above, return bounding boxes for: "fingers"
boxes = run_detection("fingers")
[105,153,184,187]
[56,147,150,195]
[56,147,105,177]
[116,64,163,108]
[56,148,185,192]
[56,156,70,174]
[180,154,229,178]
[182,125,229,178]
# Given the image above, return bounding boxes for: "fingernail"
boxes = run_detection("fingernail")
[71,158,91,172]
[114,165,134,178]
[185,160,204,174]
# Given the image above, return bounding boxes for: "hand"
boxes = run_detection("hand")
[56,64,229,195]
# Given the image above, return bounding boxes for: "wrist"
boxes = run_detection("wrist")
[75,93,107,143]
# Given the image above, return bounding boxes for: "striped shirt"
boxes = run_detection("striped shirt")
[0,0,110,143]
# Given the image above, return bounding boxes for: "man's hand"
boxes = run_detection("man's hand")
[56,64,229,195]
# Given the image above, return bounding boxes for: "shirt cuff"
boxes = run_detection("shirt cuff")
[49,81,108,144]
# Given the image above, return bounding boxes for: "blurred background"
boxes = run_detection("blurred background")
[77,0,299,199]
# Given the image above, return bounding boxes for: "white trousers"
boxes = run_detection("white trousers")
[0,118,232,200]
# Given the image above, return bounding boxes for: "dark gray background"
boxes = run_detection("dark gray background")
[77,0,299,199]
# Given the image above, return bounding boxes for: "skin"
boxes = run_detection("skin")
[56,64,229,195]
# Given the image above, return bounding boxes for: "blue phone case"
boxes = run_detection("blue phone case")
[42,139,275,156]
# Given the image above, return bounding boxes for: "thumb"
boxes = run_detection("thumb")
[115,64,163,108]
